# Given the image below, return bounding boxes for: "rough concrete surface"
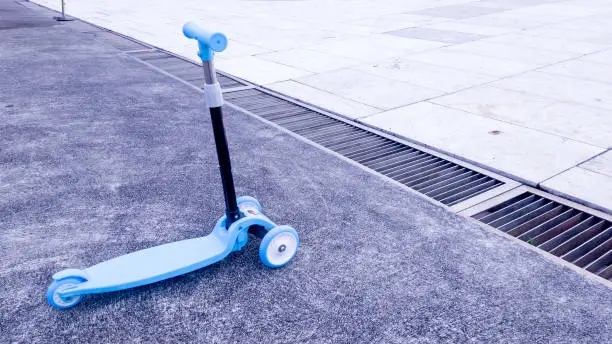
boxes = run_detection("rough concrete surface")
[1,1,611,343]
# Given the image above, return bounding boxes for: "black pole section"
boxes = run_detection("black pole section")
[209,106,240,228]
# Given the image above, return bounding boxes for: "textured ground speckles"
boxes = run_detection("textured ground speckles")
[0,1,611,343]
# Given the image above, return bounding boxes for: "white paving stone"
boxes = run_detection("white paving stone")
[257,49,361,74]
[492,72,612,111]
[542,167,612,212]
[266,80,381,119]
[538,59,612,84]
[482,33,607,54]
[581,50,612,65]
[304,35,445,63]
[580,151,612,177]
[361,102,604,184]
[356,57,495,93]
[404,49,537,77]
[423,21,519,36]
[215,57,312,85]
[444,41,580,65]
[431,86,612,148]
[295,69,443,110]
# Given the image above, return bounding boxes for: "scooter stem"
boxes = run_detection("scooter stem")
[185,24,240,228]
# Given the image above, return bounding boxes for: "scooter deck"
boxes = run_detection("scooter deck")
[60,233,230,295]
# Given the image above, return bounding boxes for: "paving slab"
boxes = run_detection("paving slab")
[356,57,496,93]
[294,69,443,110]
[492,71,612,111]
[265,80,381,119]
[432,85,612,148]
[581,151,612,177]
[541,167,612,213]
[385,27,487,44]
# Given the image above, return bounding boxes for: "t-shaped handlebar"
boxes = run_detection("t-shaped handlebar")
[182,21,228,61]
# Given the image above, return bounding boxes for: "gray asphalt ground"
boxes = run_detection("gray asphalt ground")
[1,1,611,343]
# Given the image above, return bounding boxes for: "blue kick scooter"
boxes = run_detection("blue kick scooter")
[46,22,300,309]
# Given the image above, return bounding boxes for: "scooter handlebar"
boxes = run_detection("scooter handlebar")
[183,21,227,53]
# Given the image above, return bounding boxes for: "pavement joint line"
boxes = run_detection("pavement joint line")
[288,78,386,112]
[538,148,612,187]
[219,85,256,93]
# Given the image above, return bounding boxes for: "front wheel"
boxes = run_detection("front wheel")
[46,277,85,309]
[259,226,299,268]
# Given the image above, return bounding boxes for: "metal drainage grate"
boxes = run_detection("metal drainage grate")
[127,49,246,90]
[225,89,505,206]
[472,191,612,281]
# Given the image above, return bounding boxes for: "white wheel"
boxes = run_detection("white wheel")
[259,226,299,268]
[46,277,84,309]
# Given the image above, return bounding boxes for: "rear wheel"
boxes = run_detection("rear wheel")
[237,196,262,214]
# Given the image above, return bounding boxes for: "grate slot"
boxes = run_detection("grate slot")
[409,165,465,189]
[578,239,612,271]
[351,145,408,164]
[426,174,488,199]
[505,203,562,236]
[413,168,472,192]
[256,106,310,118]
[487,197,549,228]
[332,135,387,153]
[377,154,435,176]
[474,194,538,223]
[273,112,324,126]
[339,138,395,157]
[396,160,453,184]
[300,122,349,139]
[550,220,608,257]
[562,226,612,265]
[537,215,597,251]
[518,208,578,242]
[286,118,338,132]
[225,89,264,99]
[385,155,439,177]
[439,179,499,206]
[495,201,555,232]
[242,101,301,113]
[531,212,588,246]
[319,130,375,147]
[401,162,456,186]
[366,149,422,169]
[585,250,612,276]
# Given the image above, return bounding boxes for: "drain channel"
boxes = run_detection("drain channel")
[468,188,611,281]
[225,89,506,207]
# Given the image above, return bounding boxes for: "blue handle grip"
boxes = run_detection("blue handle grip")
[183,21,228,61]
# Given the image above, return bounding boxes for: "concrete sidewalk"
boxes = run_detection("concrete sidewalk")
[31,0,612,212]
[1,1,611,343]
